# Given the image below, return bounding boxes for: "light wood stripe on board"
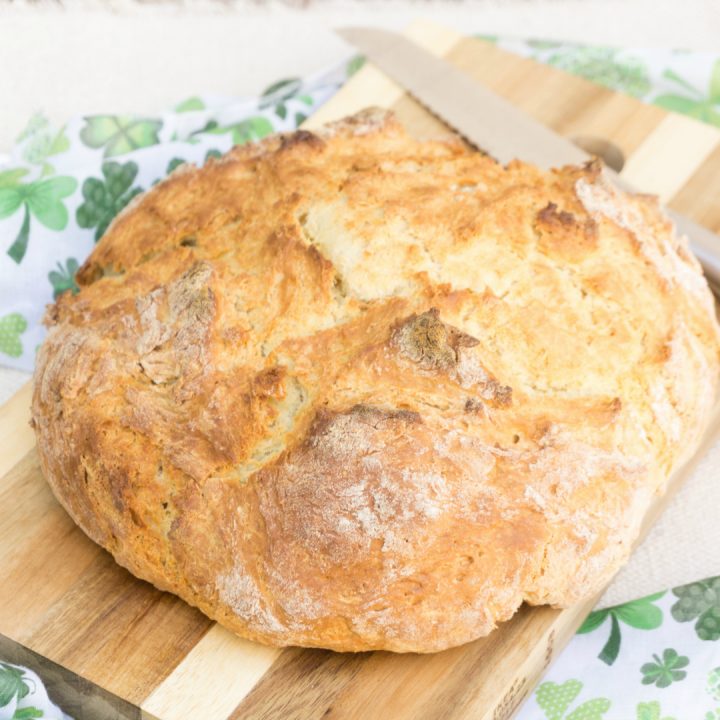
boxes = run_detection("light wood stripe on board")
[670,141,720,232]
[141,625,280,720]
[0,381,34,478]
[621,112,720,203]
[226,602,596,720]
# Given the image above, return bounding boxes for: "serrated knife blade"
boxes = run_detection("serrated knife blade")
[336,27,720,290]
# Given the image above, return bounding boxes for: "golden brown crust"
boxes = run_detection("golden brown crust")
[31,108,720,652]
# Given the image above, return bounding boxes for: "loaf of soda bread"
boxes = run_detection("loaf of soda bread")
[31,108,720,652]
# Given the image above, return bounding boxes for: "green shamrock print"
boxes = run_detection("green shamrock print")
[294,111,309,127]
[0,662,32,708]
[76,160,143,241]
[166,157,186,175]
[671,576,720,640]
[48,257,80,299]
[0,314,28,358]
[536,679,610,720]
[260,77,299,119]
[13,708,44,719]
[165,148,223,177]
[230,116,275,143]
[16,113,70,175]
[640,648,689,688]
[636,700,676,720]
[527,39,565,50]
[16,112,49,143]
[706,712,720,720]
[708,667,720,701]
[199,116,274,146]
[258,77,314,123]
[80,115,163,157]
[545,46,652,98]
[174,96,206,113]
[0,170,77,263]
[260,77,302,105]
[654,60,720,126]
[346,55,366,77]
[577,592,664,664]
[0,168,29,189]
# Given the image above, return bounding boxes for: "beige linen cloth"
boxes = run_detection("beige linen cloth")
[597,433,720,608]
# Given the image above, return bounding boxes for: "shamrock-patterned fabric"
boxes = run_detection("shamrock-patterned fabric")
[485,37,720,124]
[1,36,720,719]
[517,579,720,718]
[0,661,71,720]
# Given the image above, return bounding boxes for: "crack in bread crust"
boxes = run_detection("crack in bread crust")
[31,108,720,652]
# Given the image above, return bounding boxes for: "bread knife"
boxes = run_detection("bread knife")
[336,27,720,291]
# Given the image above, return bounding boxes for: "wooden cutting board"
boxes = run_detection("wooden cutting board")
[3,19,720,720]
